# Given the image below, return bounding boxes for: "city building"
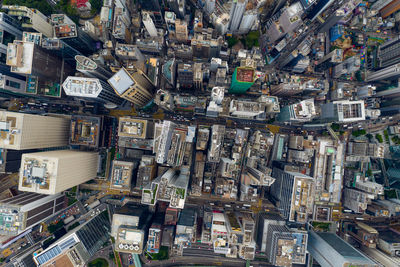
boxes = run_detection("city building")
[147,223,162,253]
[271,168,315,223]
[110,160,135,192]
[136,155,157,189]
[0,192,64,236]
[141,167,189,209]
[0,12,22,62]
[257,213,308,266]
[75,55,112,81]
[142,11,158,37]
[229,67,255,94]
[367,63,400,82]
[2,6,53,37]
[174,208,197,255]
[320,100,366,123]
[6,40,67,81]
[208,125,225,162]
[53,22,95,55]
[177,62,193,90]
[33,208,111,266]
[175,19,188,42]
[111,205,152,254]
[229,0,247,32]
[153,120,176,164]
[211,211,229,254]
[19,150,98,194]
[343,188,373,213]
[69,115,102,148]
[108,68,155,107]
[277,99,317,122]
[63,76,123,106]
[0,111,70,150]
[118,117,154,139]
[115,43,145,62]
[0,148,37,173]
[308,231,377,267]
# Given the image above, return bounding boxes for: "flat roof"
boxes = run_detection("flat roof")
[236,68,254,83]
[108,68,134,95]
[317,232,374,261]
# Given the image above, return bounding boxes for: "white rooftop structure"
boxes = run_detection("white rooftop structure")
[62,76,103,98]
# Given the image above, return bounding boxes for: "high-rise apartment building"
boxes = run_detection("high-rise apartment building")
[229,0,247,32]
[34,208,111,266]
[108,68,155,107]
[62,76,123,106]
[0,192,65,236]
[19,150,98,194]
[0,111,70,150]
[118,117,154,139]
[153,120,176,164]
[367,63,400,81]
[271,168,315,223]
[308,231,377,267]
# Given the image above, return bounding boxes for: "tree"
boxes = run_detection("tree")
[90,0,102,15]
[376,134,383,143]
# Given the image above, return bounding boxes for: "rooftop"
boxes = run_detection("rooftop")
[108,68,134,95]
[62,76,102,97]
[236,67,254,83]
[54,24,77,38]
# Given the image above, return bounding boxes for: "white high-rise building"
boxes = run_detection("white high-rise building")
[0,111,70,150]
[367,63,400,82]
[19,150,99,194]
[229,0,247,32]
[142,11,158,37]
[63,76,123,106]
[239,9,257,34]
[205,0,216,14]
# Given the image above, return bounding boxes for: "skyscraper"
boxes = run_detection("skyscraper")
[229,67,255,94]
[0,111,70,150]
[53,23,95,55]
[111,205,152,254]
[0,192,65,236]
[6,40,67,81]
[257,213,308,266]
[142,11,158,37]
[308,231,377,267]
[229,0,247,32]
[19,150,99,194]
[34,208,111,266]
[108,68,155,107]
[271,168,315,223]
[320,100,366,123]
[62,76,123,106]
[367,63,400,81]
[2,6,53,37]
[75,55,112,81]
[0,12,22,61]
